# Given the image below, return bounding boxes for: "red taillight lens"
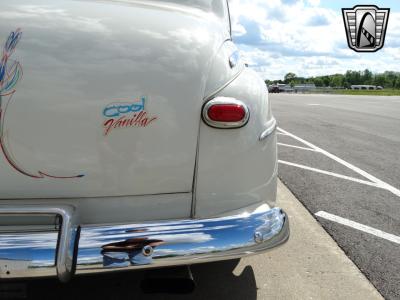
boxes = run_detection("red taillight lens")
[207,104,246,122]
[202,97,249,128]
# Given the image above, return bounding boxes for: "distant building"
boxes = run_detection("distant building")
[267,84,291,93]
[277,84,292,92]
[294,84,316,92]
[268,83,316,93]
[351,85,383,90]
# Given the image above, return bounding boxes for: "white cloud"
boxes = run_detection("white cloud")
[307,0,320,7]
[230,0,400,80]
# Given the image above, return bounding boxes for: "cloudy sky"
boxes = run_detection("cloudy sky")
[229,0,400,80]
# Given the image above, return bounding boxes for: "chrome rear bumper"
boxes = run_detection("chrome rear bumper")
[0,204,289,281]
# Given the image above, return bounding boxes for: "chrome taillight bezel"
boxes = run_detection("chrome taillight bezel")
[202,97,250,129]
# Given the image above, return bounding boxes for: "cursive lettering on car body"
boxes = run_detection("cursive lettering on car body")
[103,97,145,118]
[102,97,157,135]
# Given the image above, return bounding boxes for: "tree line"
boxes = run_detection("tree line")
[265,70,400,89]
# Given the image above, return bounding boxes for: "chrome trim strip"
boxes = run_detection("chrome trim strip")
[259,118,277,141]
[0,206,78,282]
[229,50,240,68]
[202,97,250,129]
[75,206,288,274]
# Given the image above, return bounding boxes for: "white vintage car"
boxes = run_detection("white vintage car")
[0,0,288,282]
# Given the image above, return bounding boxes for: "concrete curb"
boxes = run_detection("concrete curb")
[234,180,383,299]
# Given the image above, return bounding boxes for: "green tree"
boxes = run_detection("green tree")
[322,76,330,87]
[284,72,296,83]
[362,69,373,84]
[330,74,344,87]
[374,74,386,87]
[276,70,400,89]
[313,78,324,87]
[395,78,400,89]
[345,70,361,85]
[383,71,397,88]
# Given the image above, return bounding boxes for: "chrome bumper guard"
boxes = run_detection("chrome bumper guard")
[0,205,289,281]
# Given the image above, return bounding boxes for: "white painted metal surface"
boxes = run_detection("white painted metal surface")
[0,0,231,199]
[0,0,277,223]
[196,69,277,217]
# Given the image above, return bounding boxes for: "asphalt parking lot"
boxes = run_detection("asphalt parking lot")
[272,93,400,300]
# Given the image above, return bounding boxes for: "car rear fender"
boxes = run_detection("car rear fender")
[194,68,277,218]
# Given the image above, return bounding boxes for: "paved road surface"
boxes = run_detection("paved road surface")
[272,93,400,300]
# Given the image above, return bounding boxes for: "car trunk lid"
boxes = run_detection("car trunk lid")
[0,0,228,199]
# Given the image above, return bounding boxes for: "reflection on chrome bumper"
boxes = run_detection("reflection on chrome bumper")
[0,206,78,282]
[0,205,289,281]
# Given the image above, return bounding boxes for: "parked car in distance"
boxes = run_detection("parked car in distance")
[0,0,289,282]
[268,85,281,93]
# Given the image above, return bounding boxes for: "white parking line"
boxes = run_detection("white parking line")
[277,143,317,151]
[278,127,400,198]
[307,104,321,106]
[315,211,400,245]
[278,160,380,188]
